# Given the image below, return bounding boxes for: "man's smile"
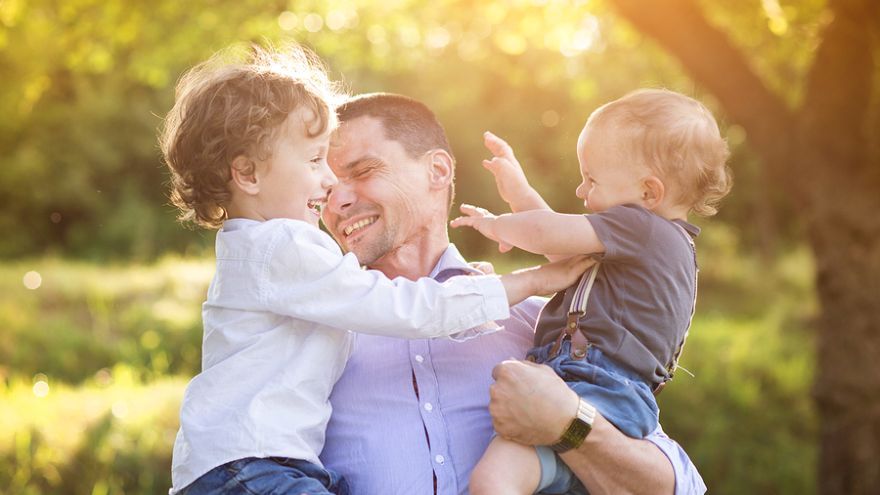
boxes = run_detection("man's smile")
[340,215,379,238]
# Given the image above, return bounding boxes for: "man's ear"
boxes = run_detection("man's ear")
[230,155,261,196]
[426,149,454,191]
[641,176,666,210]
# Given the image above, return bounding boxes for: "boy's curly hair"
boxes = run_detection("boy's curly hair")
[587,89,733,216]
[159,43,343,229]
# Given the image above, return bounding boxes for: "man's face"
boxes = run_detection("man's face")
[322,116,432,266]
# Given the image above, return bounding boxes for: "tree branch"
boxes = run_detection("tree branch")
[607,0,796,180]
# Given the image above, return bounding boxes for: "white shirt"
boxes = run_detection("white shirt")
[170,219,510,492]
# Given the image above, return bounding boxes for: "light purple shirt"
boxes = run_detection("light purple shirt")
[321,244,707,495]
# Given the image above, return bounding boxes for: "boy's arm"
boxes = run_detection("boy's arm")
[451,205,605,257]
[482,131,551,213]
[263,225,591,338]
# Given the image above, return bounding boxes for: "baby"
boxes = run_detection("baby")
[159,44,589,495]
[452,89,732,495]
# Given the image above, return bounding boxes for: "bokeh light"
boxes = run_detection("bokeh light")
[23,270,42,290]
[33,373,50,398]
[277,11,299,31]
[303,13,323,33]
[111,401,129,419]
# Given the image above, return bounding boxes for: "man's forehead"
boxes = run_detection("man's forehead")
[329,116,407,163]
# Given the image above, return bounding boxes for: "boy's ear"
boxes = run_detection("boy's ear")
[426,149,454,191]
[230,155,260,195]
[641,176,665,210]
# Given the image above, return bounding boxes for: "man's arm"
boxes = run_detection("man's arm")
[488,360,682,495]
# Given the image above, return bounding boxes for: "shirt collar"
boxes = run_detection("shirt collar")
[429,244,482,281]
[222,218,261,232]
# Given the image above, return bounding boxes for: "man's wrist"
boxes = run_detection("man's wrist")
[548,398,596,453]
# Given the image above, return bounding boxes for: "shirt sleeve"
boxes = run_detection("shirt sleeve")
[585,205,656,263]
[644,426,707,495]
[261,224,511,338]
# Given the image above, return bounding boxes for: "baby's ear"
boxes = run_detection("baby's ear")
[641,176,666,209]
[230,155,260,195]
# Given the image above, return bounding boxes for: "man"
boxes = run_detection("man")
[319,93,706,494]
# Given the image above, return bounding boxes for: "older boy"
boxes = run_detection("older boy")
[159,46,588,495]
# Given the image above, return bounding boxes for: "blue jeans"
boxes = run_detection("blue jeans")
[527,341,659,495]
[178,457,349,495]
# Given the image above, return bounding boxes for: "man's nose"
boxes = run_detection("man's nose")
[327,181,355,215]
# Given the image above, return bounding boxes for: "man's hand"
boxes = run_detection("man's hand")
[489,359,580,445]
[450,204,513,253]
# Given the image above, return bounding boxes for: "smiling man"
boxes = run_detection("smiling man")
[319,93,706,495]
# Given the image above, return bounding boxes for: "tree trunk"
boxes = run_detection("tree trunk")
[806,170,880,495]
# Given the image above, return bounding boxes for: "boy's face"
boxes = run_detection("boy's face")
[252,108,337,227]
[575,123,649,213]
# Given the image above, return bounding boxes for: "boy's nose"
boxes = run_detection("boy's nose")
[322,164,338,189]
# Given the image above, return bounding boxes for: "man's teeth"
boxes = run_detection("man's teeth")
[344,217,377,236]
[307,199,324,212]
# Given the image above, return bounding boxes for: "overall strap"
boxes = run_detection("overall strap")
[548,263,600,360]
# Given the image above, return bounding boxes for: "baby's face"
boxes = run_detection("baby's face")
[575,124,648,213]
[252,107,337,227]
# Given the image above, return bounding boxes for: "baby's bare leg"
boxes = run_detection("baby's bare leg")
[470,436,541,495]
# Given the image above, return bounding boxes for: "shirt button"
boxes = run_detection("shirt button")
[415,354,424,363]
[435,454,445,464]
[424,402,433,412]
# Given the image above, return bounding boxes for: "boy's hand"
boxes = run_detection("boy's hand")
[450,204,513,253]
[468,260,496,275]
[483,131,539,209]
[513,254,593,297]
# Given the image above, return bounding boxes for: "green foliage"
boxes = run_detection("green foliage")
[0,0,832,259]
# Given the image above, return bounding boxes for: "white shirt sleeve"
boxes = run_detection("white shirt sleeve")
[261,224,511,339]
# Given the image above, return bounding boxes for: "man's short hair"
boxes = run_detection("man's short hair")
[337,93,456,209]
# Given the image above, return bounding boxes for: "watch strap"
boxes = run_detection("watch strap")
[548,399,596,453]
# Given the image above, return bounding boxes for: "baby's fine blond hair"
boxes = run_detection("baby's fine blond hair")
[587,89,732,216]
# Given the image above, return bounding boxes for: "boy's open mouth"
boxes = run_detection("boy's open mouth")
[307,197,327,215]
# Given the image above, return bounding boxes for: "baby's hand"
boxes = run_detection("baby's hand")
[450,204,513,253]
[482,132,534,208]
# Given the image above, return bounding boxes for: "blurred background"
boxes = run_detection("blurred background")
[3,0,879,493]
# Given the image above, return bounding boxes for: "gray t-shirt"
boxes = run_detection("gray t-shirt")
[533,204,699,384]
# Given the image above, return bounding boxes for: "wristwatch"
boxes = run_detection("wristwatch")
[548,399,596,453]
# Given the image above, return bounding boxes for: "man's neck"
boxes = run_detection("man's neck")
[369,226,450,281]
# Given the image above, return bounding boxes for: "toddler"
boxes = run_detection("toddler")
[452,89,732,495]
[159,44,589,495]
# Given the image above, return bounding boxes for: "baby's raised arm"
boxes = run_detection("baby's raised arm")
[482,131,551,213]
[451,205,605,258]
